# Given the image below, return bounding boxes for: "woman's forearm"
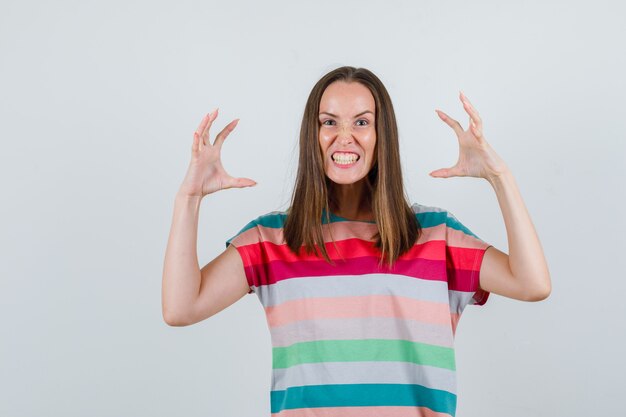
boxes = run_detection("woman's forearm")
[161,191,203,325]
[488,169,552,299]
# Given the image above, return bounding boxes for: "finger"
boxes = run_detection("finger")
[429,167,453,178]
[459,92,483,137]
[201,108,219,145]
[192,132,201,153]
[195,110,214,136]
[195,113,209,135]
[435,109,464,137]
[459,91,481,124]
[223,176,257,189]
[429,165,463,178]
[470,120,483,140]
[462,101,481,132]
[213,119,239,148]
[236,177,257,188]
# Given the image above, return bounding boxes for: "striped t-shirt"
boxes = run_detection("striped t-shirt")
[225,203,492,417]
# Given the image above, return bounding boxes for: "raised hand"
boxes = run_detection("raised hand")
[179,108,257,198]
[430,91,509,182]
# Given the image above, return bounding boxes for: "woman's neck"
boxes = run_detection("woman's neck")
[329,180,373,221]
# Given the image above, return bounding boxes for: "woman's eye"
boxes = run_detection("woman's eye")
[321,119,369,126]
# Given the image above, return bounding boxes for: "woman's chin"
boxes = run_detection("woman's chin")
[325,172,368,186]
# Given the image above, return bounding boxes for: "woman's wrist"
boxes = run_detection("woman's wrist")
[175,189,204,205]
[486,167,516,193]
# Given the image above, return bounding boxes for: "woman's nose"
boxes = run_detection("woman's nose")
[338,125,353,144]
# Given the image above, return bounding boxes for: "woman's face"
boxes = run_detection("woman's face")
[318,81,377,185]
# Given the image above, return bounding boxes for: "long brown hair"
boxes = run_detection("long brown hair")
[283,66,421,268]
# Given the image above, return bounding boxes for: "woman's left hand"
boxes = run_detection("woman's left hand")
[430,91,509,183]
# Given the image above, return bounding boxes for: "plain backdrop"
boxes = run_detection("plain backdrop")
[1,0,625,416]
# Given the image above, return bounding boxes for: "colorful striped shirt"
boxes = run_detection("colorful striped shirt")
[225,203,492,417]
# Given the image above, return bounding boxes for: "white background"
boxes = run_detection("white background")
[1,0,624,416]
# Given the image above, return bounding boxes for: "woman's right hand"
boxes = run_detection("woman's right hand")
[178,108,257,198]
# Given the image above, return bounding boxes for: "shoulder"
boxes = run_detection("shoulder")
[409,202,446,214]
[410,202,449,226]
[411,202,486,243]
[226,209,288,247]
[413,202,487,243]
[246,210,288,229]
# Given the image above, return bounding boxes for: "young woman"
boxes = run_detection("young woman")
[162,66,551,417]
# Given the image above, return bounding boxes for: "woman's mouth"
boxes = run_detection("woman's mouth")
[331,152,360,167]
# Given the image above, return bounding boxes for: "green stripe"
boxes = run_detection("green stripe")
[273,339,455,370]
[270,383,457,414]
[415,210,446,228]
[444,212,481,239]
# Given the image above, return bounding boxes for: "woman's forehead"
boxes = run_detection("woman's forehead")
[319,81,375,114]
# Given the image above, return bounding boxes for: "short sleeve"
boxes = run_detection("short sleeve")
[225,220,263,295]
[445,210,493,308]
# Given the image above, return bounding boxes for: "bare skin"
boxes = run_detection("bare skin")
[318,81,377,221]
[161,109,256,326]
[431,91,551,301]
[162,88,551,327]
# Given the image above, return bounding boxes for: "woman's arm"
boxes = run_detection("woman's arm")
[161,109,256,326]
[162,192,250,326]
[480,170,551,301]
[431,91,551,302]
[162,193,203,326]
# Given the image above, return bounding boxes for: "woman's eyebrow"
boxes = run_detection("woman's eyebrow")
[319,110,374,118]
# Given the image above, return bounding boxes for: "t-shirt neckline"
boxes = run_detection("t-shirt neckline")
[322,208,376,224]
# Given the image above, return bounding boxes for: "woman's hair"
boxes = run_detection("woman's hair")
[283,66,421,268]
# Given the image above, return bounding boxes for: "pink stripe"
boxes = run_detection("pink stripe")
[270,316,454,348]
[235,227,484,273]
[231,216,484,252]
[252,221,446,247]
[446,227,490,250]
[446,247,487,272]
[243,256,479,292]
[272,405,451,417]
[238,238,446,266]
[265,295,451,328]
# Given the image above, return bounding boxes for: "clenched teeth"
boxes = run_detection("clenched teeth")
[332,152,360,164]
